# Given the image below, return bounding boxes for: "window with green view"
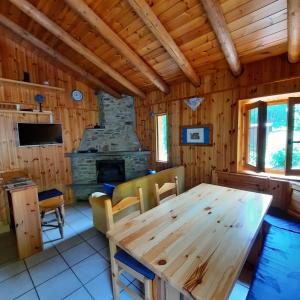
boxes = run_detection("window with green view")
[156,114,168,162]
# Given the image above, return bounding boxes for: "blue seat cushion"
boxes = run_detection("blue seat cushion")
[114,250,155,280]
[103,183,116,197]
[264,207,300,234]
[38,189,63,201]
[247,226,300,300]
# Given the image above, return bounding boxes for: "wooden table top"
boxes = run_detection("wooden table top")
[107,183,272,300]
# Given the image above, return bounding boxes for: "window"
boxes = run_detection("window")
[155,114,168,162]
[241,98,300,175]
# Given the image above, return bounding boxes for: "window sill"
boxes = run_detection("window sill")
[238,169,300,182]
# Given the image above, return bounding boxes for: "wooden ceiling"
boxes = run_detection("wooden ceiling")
[0,0,293,97]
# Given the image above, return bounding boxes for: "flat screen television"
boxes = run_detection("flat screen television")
[17,123,63,146]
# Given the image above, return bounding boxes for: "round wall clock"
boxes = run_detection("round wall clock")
[71,89,83,101]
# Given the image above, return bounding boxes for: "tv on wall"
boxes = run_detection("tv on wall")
[17,123,63,146]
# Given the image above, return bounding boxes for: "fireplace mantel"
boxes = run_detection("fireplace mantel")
[65,151,150,158]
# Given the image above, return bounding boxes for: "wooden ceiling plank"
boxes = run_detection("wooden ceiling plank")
[126,0,201,87]
[199,0,242,76]
[230,9,287,40]
[228,0,286,32]
[0,14,121,98]
[288,0,300,63]
[8,0,146,98]
[234,19,287,46]
[64,0,169,94]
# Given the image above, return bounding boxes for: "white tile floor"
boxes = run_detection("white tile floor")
[0,202,250,300]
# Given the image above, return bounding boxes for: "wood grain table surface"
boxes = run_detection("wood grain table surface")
[107,183,273,300]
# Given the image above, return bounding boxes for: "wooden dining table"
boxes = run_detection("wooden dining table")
[107,183,273,300]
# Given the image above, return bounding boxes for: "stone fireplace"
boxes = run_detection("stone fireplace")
[66,92,150,200]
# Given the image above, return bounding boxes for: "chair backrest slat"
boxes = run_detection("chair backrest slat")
[112,197,140,215]
[155,176,179,205]
[105,187,144,231]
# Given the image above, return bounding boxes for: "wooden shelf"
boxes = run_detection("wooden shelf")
[0,109,53,115]
[0,78,65,92]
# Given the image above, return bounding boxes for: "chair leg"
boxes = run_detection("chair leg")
[55,208,64,239]
[144,279,153,300]
[109,241,120,300]
[111,259,120,300]
[58,205,64,226]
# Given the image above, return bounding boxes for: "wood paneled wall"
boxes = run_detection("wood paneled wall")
[0,26,99,226]
[135,54,300,190]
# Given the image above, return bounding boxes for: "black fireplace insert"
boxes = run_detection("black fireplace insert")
[96,160,125,183]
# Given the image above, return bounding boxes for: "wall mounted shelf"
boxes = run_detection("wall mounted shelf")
[0,109,54,123]
[0,78,65,92]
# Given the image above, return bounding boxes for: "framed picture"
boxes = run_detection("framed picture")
[180,124,213,146]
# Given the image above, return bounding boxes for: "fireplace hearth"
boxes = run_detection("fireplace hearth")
[96,160,125,183]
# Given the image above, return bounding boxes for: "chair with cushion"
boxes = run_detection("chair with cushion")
[38,188,64,239]
[155,176,179,205]
[104,187,154,300]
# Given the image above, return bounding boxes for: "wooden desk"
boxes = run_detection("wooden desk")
[107,183,272,300]
[1,171,43,259]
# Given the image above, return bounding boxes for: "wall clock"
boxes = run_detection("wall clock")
[71,89,83,101]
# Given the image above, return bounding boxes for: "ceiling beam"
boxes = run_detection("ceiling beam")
[65,0,169,94]
[0,15,121,98]
[199,0,242,76]
[8,0,146,98]
[288,0,300,63]
[127,0,201,87]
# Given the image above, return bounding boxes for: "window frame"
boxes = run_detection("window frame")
[286,97,300,175]
[241,98,300,176]
[243,101,266,172]
[264,99,288,175]
[155,113,168,163]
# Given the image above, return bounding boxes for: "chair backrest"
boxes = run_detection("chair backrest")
[104,187,144,231]
[155,176,179,205]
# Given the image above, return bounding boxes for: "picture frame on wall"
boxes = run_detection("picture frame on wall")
[180,124,213,146]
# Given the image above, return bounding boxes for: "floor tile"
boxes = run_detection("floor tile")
[61,242,95,266]
[69,218,93,235]
[55,235,83,253]
[36,269,81,300]
[229,282,249,300]
[0,271,33,300]
[84,269,113,300]
[80,227,99,240]
[0,260,26,283]
[65,287,93,300]
[65,210,86,224]
[120,282,144,300]
[99,246,110,261]
[72,253,109,284]
[25,247,58,269]
[131,278,144,292]
[16,288,39,300]
[121,271,136,284]
[29,255,68,286]
[86,233,108,251]
[44,224,76,243]
[42,233,54,250]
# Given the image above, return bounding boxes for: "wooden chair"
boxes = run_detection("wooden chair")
[38,189,64,239]
[155,176,179,205]
[104,187,154,300]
